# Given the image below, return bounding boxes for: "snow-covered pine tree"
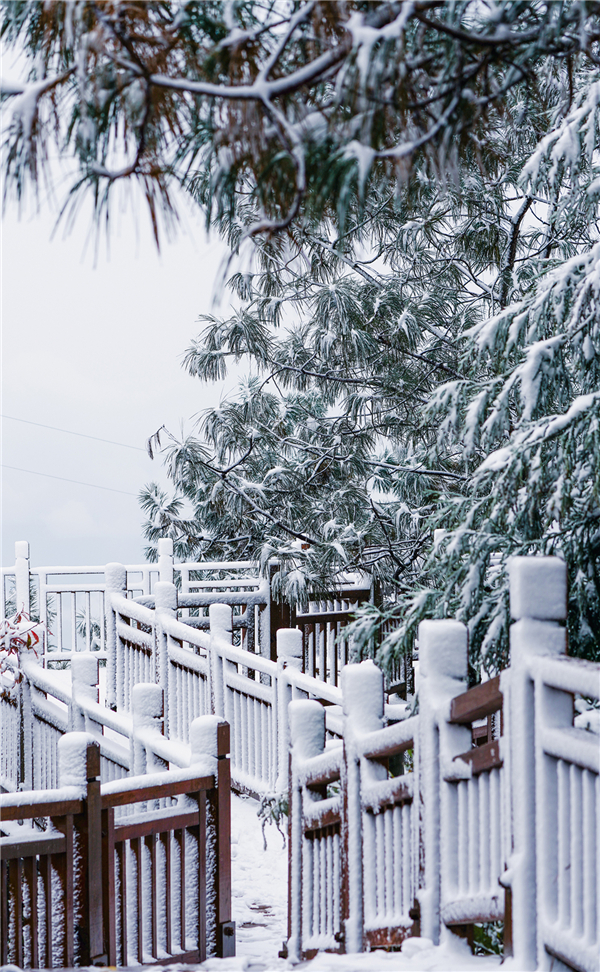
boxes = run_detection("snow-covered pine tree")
[140,51,600,670]
[361,76,600,673]
[140,70,600,673]
[3,2,599,242]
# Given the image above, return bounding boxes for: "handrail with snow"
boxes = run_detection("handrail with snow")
[1,723,235,967]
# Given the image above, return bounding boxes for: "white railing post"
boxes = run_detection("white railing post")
[105,563,126,712]
[276,629,303,791]
[154,580,177,736]
[15,540,30,616]
[341,659,385,954]
[288,698,326,962]
[15,541,33,790]
[416,619,468,945]
[158,538,174,585]
[209,604,232,719]
[506,556,567,971]
[70,652,100,735]
[131,682,164,776]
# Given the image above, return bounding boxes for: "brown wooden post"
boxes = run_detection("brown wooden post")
[102,805,117,966]
[70,741,101,966]
[214,721,235,957]
[0,859,8,965]
[197,790,207,962]
[503,886,513,957]
[24,855,39,968]
[51,812,75,967]
[86,741,105,963]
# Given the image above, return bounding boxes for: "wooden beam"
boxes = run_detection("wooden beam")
[453,739,502,776]
[363,776,413,812]
[101,775,213,809]
[0,799,83,822]
[449,675,502,724]
[0,835,66,860]
[304,809,342,835]
[114,810,198,843]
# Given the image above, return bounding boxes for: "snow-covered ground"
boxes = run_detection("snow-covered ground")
[230,793,289,964]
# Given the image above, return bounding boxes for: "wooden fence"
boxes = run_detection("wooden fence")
[287,557,600,972]
[0,722,234,967]
[2,542,387,800]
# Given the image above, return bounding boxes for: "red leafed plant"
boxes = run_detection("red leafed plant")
[0,610,42,702]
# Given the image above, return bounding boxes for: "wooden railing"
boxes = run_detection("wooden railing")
[0,724,234,967]
[292,583,371,687]
[287,557,600,971]
[2,540,373,798]
[287,663,418,960]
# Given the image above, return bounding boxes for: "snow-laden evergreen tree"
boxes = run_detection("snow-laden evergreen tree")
[3,2,600,240]
[362,79,600,672]
[3,2,600,669]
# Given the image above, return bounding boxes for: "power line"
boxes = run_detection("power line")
[2,465,138,497]
[1,414,146,451]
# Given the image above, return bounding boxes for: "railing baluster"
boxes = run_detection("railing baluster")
[43,854,52,968]
[163,832,172,956]
[177,829,186,952]
[148,834,157,958]
[570,763,583,937]
[25,855,39,968]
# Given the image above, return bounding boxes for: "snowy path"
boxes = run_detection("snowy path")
[230,793,289,965]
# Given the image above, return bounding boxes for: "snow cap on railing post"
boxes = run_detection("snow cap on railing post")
[131,683,164,775]
[157,537,174,584]
[105,562,126,712]
[154,580,177,613]
[342,660,384,734]
[105,562,127,594]
[58,731,98,788]
[509,555,567,623]
[15,540,30,617]
[418,620,468,683]
[289,699,325,760]
[277,628,303,671]
[210,603,233,643]
[190,714,229,777]
[70,652,99,732]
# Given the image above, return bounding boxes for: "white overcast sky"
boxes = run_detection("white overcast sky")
[1,193,236,570]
